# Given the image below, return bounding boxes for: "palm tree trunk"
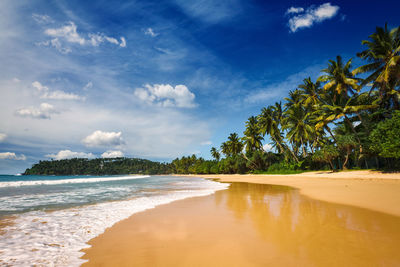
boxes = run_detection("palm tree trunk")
[342,151,349,170]
[325,126,337,144]
[301,137,307,157]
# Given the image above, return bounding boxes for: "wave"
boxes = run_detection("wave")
[0,179,229,266]
[0,175,150,188]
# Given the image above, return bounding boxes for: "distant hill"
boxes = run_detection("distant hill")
[23,157,172,175]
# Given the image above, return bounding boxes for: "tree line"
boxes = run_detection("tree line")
[24,157,171,175]
[173,24,400,174]
[24,24,400,176]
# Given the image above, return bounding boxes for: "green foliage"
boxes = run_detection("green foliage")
[24,157,171,175]
[370,111,400,158]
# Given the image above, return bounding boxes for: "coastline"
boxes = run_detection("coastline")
[176,170,400,217]
[81,174,400,266]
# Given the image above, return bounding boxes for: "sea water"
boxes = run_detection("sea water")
[0,174,228,266]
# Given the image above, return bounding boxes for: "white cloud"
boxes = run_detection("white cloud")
[12,78,21,83]
[120,37,126,47]
[43,22,126,51]
[15,103,59,119]
[46,150,94,160]
[32,14,53,24]
[45,22,86,45]
[134,84,197,108]
[201,140,212,145]
[263,143,273,152]
[0,133,7,142]
[42,90,83,100]
[286,7,304,14]
[145,28,158,37]
[287,3,340,32]
[0,152,26,160]
[33,81,83,100]
[82,130,124,147]
[101,150,124,158]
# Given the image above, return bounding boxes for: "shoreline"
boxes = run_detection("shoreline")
[175,170,400,217]
[81,175,400,266]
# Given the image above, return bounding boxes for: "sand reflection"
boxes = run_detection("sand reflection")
[218,182,400,266]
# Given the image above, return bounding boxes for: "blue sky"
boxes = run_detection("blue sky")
[0,0,399,173]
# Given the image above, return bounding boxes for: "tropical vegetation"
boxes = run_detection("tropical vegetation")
[24,24,400,176]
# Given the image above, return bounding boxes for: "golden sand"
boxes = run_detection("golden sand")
[187,171,400,217]
[82,176,400,266]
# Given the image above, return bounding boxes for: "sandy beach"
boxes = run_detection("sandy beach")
[187,170,400,217]
[82,171,400,266]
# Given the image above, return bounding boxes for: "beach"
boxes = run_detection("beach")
[82,170,400,266]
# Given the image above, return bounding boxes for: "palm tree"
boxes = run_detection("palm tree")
[318,55,361,100]
[210,147,220,161]
[258,103,299,162]
[242,116,264,154]
[298,77,322,108]
[282,104,314,157]
[220,142,231,157]
[353,24,400,108]
[227,133,244,155]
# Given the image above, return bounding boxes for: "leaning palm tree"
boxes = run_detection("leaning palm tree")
[242,116,264,154]
[210,147,220,161]
[318,55,361,100]
[353,24,400,108]
[258,103,299,162]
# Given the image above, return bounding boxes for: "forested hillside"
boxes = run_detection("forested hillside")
[24,157,171,175]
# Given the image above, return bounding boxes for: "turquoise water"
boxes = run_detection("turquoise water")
[0,174,228,266]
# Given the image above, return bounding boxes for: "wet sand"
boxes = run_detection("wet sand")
[82,182,400,266]
[186,171,400,217]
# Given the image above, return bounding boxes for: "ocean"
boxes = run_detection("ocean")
[0,174,228,266]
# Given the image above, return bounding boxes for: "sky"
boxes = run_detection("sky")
[0,0,399,174]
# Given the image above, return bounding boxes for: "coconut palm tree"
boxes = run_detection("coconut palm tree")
[298,77,322,108]
[282,104,314,157]
[318,56,361,100]
[242,116,263,154]
[210,147,220,161]
[220,142,231,157]
[227,133,244,155]
[353,24,400,108]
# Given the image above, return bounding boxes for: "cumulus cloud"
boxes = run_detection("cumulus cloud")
[46,150,94,160]
[15,103,59,119]
[43,22,126,52]
[134,84,197,108]
[101,150,124,158]
[287,3,340,32]
[32,81,83,100]
[145,28,158,37]
[82,130,124,147]
[0,133,7,142]
[0,152,26,160]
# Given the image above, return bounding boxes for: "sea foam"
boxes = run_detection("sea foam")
[0,175,149,188]
[0,179,228,266]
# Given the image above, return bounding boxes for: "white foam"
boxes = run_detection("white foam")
[0,175,150,188]
[0,179,229,266]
